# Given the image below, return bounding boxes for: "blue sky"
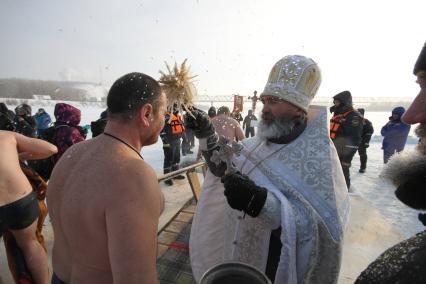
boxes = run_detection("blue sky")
[0,0,425,98]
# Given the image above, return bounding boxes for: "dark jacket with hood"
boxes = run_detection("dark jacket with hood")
[330,91,363,159]
[0,103,15,131]
[381,106,411,153]
[357,108,374,148]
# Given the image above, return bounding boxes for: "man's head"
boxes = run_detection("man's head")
[248,110,253,115]
[217,106,230,116]
[107,72,167,145]
[257,55,321,140]
[0,103,8,114]
[208,106,217,118]
[333,91,352,107]
[391,106,405,121]
[357,108,365,117]
[15,103,32,117]
[402,42,426,154]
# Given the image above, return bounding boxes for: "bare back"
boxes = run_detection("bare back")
[47,135,163,283]
[0,130,57,205]
[211,115,245,142]
[0,133,33,205]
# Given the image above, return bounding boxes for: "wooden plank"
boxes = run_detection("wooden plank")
[186,170,202,202]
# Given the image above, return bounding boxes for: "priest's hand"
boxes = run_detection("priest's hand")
[222,172,267,217]
[185,107,215,139]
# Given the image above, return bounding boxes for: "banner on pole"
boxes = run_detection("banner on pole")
[233,95,244,112]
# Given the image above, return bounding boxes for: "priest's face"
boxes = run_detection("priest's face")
[402,75,426,154]
[257,96,304,140]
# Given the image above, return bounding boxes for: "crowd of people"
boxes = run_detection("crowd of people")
[0,41,425,283]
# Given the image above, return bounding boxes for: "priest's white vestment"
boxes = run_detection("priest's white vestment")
[190,105,350,284]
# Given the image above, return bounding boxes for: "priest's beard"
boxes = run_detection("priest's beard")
[257,112,299,141]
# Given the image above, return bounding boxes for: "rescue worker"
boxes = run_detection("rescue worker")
[330,90,363,189]
[357,108,374,173]
[161,109,185,186]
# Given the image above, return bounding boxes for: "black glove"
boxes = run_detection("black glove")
[395,173,426,210]
[184,107,215,139]
[222,172,267,217]
[364,142,369,148]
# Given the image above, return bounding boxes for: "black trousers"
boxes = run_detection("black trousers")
[358,146,367,170]
[245,127,255,138]
[163,140,181,173]
[339,148,357,189]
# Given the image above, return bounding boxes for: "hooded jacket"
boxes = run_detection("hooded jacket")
[381,107,411,153]
[330,91,363,159]
[52,103,86,164]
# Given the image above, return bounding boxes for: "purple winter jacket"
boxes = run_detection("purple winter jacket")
[52,103,86,164]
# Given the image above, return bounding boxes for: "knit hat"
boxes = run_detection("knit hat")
[392,106,405,116]
[357,108,365,116]
[261,55,321,112]
[414,42,426,76]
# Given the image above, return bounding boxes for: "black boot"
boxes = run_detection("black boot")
[165,179,174,186]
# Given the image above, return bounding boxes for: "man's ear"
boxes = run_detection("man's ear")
[139,103,153,127]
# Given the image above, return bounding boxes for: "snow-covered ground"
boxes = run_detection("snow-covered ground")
[4,100,424,238]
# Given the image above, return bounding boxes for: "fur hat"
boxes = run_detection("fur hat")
[261,55,321,113]
[414,42,426,76]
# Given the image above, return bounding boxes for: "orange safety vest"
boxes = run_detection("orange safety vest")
[170,113,185,134]
[330,110,352,139]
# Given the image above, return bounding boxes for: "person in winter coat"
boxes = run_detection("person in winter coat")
[208,106,217,119]
[330,90,363,189]
[160,110,185,186]
[381,106,411,163]
[51,103,86,165]
[357,108,374,173]
[243,109,258,138]
[355,41,426,284]
[0,102,16,131]
[33,108,52,137]
[14,104,37,137]
[90,110,107,138]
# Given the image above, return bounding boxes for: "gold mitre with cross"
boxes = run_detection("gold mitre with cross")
[261,55,321,112]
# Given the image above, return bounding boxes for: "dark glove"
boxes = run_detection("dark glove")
[184,107,215,139]
[364,143,369,148]
[222,171,267,217]
[395,173,426,210]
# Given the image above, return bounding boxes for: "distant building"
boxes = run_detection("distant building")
[33,94,52,100]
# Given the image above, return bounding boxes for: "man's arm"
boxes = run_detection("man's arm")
[106,163,162,284]
[4,130,58,160]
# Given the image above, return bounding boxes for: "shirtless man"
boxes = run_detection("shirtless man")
[47,73,167,284]
[211,106,245,142]
[0,130,57,284]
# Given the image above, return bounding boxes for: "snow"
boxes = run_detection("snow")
[3,100,425,238]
